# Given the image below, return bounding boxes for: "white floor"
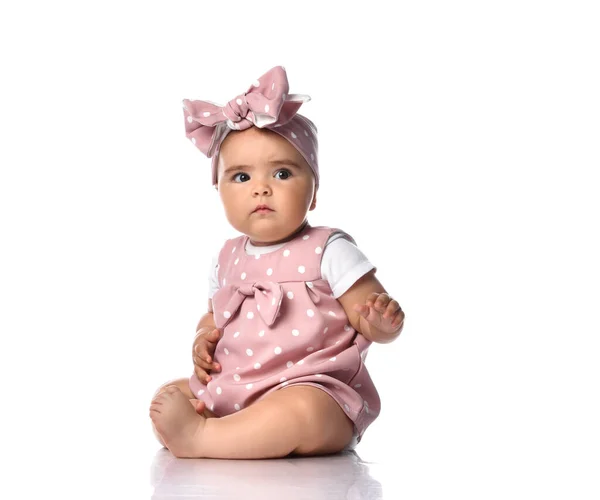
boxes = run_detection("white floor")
[149,447,384,499]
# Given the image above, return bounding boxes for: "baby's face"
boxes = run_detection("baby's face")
[216,127,316,246]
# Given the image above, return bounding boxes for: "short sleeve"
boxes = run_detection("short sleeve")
[321,233,376,298]
[208,254,219,299]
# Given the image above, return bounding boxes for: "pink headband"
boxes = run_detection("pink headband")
[182,66,319,189]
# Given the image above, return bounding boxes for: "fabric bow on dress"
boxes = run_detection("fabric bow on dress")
[212,281,284,329]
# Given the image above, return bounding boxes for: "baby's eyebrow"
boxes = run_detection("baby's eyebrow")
[267,159,303,169]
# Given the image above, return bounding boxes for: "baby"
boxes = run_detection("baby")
[150,66,405,459]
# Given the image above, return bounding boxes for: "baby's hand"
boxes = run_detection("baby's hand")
[192,327,222,384]
[353,293,404,335]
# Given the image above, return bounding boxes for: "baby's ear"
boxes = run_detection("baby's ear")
[309,192,317,211]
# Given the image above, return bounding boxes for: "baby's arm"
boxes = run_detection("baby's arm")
[337,270,404,344]
[195,299,216,333]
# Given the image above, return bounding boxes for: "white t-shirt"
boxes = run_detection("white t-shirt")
[208,232,375,299]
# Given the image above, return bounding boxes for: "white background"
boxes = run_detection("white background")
[1,1,598,498]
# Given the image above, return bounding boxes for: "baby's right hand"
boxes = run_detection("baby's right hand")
[192,327,222,384]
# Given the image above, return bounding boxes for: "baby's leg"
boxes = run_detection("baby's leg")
[151,384,355,459]
[151,377,217,446]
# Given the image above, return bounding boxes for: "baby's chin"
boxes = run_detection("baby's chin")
[245,223,302,246]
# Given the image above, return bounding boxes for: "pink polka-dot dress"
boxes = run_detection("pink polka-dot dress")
[188,224,381,447]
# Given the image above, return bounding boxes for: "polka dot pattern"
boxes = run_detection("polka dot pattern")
[191,224,380,441]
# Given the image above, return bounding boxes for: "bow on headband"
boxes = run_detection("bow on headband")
[212,281,284,329]
[182,66,311,159]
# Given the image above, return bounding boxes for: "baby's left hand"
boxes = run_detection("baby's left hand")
[353,293,404,335]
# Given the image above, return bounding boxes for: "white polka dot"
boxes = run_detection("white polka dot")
[306,347,314,352]
[254,362,261,369]
[354,384,362,388]
[223,311,231,318]
[246,348,253,356]
[291,132,297,139]
[344,404,350,412]
[271,297,276,306]
[187,116,193,123]
[216,387,222,395]
[192,138,196,145]
[292,329,300,336]
[234,404,241,411]
[310,153,315,161]
[330,356,337,362]
[298,265,305,274]
[306,282,314,288]
[307,309,314,317]
[265,104,270,112]
[280,377,287,383]
[203,111,211,117]
[257,304,260,311]
[298,360,304,365]
[234,258,239,265]
[224,348,230,355]
[286,361,294,368]
[274,346,282,355]
[197,389,205,396]
[233,331,240,338]
[315,246,322,254]
[323,327,329,334]
[236,98,243,105]
[246,383,253,389]
[344,325,351,331]
[282,381,289,386]
[247,311,254,319]
[241,272,246,279]
[366,407,370,414]
[283,249,291,257]
[259,330,265,337]
[210,403,214,411]
[272,82,275,90]
[287,291,294,299]
[232,246,236,253]
[234,374,241,382]
[253,80,260,87]
[266,268,273,276]
[302,235,310,240]
[304,129,309,136]
[328,311,337,317]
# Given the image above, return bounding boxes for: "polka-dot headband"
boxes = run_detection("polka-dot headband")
[182,66,319,189]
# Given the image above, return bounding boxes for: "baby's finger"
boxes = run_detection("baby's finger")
[383,299,401,319]
[193,355,213,370]
[193,365,212,384]
[365,292,380,307]
[374,293,391,312]
[194,354,221,372]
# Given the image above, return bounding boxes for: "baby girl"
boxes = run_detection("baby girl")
[150,66,405,459]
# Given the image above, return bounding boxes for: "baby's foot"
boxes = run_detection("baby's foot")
[150,386,207,458]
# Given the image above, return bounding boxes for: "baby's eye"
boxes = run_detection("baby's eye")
[275,169,292,180]
[232,172,250,182]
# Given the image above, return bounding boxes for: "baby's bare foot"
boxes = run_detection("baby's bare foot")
[150,386,207,458]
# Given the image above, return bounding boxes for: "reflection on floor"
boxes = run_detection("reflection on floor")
[150,447,384,499]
